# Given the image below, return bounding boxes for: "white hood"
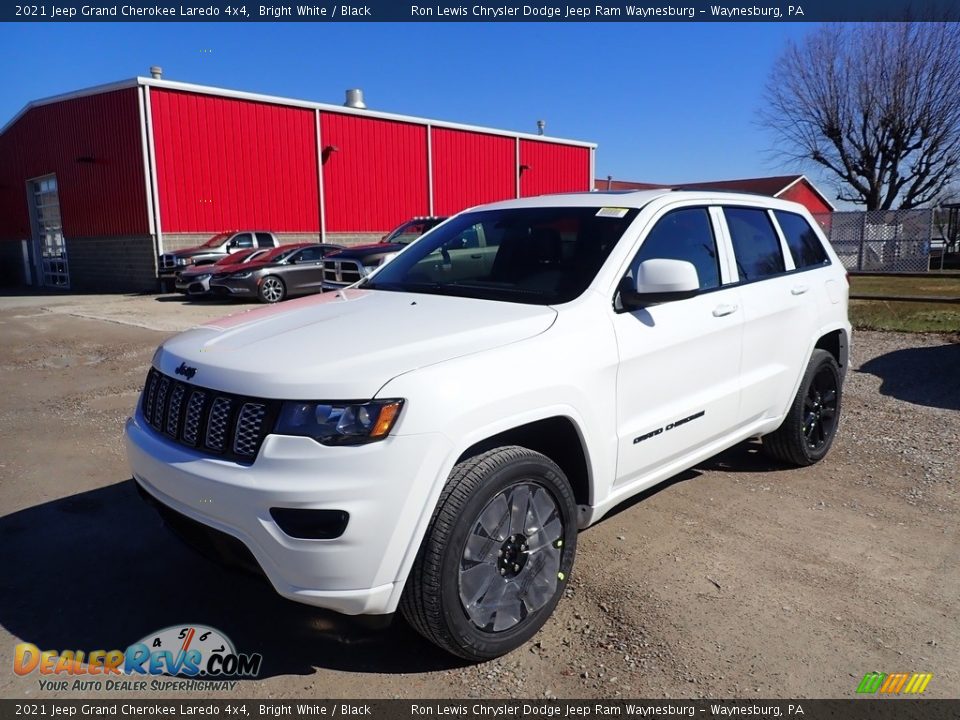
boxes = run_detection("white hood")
[155,289,557,399]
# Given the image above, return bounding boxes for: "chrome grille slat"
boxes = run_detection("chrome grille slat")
[153,377,170,427]
[143,371,159,420]
[205,397,233,451]
[165,384,185,437]
[183,390,207,445]
[234,403,267,456]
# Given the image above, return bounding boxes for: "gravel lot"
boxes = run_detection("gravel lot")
[0,293,957,700]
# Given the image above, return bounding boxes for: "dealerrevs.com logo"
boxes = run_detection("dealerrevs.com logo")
[856,671,933,695]
[14,625,262,691]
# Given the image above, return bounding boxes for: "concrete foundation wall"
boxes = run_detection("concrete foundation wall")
[66,235,157,292]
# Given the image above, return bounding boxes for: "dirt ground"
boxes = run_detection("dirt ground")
[0,292,957,700]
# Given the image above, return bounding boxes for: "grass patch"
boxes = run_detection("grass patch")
[850,299,960,332]
[849,274,960,298]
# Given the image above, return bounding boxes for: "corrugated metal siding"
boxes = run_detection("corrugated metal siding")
[0,89,147,240]
[321,113,428,232]
[779,182,833,215]
[431,128,515,216]
[519,140,591,198]
[151,89,319,233]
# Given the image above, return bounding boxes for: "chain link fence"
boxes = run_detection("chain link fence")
[812,209,934,273]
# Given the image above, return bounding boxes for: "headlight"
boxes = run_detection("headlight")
[175,257,190,266]
[228,271,253,279]
[275,399,404,446]
[361,265,378,277]
[195,274,211,282]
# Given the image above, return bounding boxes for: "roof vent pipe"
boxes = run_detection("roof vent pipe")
[150,66,163,79]
[344,89,367,109]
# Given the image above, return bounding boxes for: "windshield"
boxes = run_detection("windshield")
[214,248,257,265]
[252,245,300,264]
[362,207,639,305]
[200,232,232,249]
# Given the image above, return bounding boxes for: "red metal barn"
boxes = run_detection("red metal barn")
[0,77,595,291]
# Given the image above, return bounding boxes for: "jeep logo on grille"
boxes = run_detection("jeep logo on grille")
[174,362,198,380]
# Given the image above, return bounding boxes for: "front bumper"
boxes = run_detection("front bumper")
[175,275,213,295]
[125,410,451,615]
[210,278,257,296]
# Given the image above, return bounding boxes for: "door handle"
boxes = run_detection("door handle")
[470,254,482,259]
[791,285,809,295]
[712,304,738,317]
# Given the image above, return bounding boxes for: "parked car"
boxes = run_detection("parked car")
[158,231,280,277]
[174,248,270,296]
[321,216,446,290]
[127,190,850,661]
[210,243,344,303]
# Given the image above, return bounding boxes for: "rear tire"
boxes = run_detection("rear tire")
[762,349,842,466]
[400,446,577,661]
[257,275,286,303]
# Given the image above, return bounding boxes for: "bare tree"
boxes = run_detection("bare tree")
[762,22,960,210]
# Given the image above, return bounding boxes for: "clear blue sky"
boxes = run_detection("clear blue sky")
[0,22,831,194]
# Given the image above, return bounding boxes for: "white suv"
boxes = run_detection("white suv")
[126,190,850,661]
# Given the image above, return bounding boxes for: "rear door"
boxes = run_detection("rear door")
[255,232,278,248]
[613,206,743,488]
[718,206,817,423]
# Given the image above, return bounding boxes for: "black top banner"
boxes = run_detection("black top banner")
[4,0,960,22]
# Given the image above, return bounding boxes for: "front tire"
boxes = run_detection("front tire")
[762,349,842,466]
[400,446,577,661]
[257,275,286,303]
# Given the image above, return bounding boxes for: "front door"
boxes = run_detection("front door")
[29,176,69,288]
[613,206,743,489]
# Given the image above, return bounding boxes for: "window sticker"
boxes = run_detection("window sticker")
[596,207,630,219]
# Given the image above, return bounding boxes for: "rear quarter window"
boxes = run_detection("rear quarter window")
[723,207,786,282]
[774,211,830,269]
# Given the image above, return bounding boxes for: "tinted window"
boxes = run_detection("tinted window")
[255,233,276,247]
[232,233,254,249]
[294,247,323,263]
[632,208,720,290]
[724,208,785,281]
[774,211,829,269]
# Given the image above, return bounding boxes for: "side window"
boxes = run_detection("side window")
[773,211,829,269]
[632,208,720,290]
[255,233,276,247]
[296,247,322,263]
[231,233,254,249]
[723,208,785,281]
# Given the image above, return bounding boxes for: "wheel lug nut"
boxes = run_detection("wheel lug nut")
[499,568,506,576]
[513,564,519,572]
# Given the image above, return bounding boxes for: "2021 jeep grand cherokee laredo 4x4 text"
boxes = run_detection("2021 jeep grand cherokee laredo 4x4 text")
[126,190,850,661]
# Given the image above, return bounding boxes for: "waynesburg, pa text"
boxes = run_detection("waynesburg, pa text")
[407,4,803,17]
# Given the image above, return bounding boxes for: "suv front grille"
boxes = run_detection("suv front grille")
[159,254,177,270]
[140,368,281,463]
[322,259,363,286]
